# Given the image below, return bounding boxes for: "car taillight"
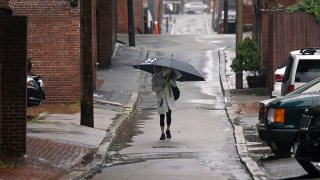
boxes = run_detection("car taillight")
[288,85,294,92]
[275,74,283,82]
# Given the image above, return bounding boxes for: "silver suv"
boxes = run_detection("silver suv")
[281,48,320,96]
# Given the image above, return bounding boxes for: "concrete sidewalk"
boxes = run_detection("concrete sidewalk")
[219,47,269,180]
[0,43,146,180]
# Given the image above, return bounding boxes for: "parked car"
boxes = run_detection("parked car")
[183,2,208,14]
[281,48,320,96]
[294,104,320,176]
[271,61,287,98]
[257,77,320,157]
[27,74,45,107]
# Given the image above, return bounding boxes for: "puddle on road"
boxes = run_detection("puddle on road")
[186,99,216,104]
[184,99,225,110]
[108,111,150,152]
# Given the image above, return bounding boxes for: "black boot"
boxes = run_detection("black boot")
[166,130,171,138]
[160,133,166,140]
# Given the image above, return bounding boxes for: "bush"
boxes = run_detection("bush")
[286,0,320,23]
[230,37,262,76]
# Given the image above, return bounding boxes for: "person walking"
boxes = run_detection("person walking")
[152,66,179,140]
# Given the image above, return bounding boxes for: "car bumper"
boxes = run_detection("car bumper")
[257,123,297,144]
[27,88,45,107]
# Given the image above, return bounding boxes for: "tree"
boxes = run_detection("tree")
[286,0,320,23]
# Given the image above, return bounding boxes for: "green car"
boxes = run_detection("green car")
[257,77,320,157]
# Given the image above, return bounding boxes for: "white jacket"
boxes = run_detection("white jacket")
[152,73,177,114]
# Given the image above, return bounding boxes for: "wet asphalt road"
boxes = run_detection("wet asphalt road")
[91,14,251,180]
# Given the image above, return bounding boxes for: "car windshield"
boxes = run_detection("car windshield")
[295,60,320,82]
[289,77,320,95]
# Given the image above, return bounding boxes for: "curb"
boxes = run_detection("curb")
[218,49,267,180]
[62,47,148,180]
[62,92,139,180]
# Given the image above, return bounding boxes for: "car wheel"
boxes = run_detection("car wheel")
[296,146,320,176]
[269,142,291,158]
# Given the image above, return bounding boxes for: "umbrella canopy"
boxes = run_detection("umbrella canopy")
[133,57,205,81]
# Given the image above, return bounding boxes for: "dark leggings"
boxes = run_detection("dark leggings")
[160,109,172,127]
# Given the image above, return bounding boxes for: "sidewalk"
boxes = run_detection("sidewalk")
[0,43,146,180]
[219,47,270,180]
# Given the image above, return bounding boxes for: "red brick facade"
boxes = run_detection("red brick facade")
[7,0,97,104]
[117,0,146,33]
[97,0,117,68]
[244,3,253,25]
[0,0,101,155]
[0,16,27,154]
[0,0,9,9]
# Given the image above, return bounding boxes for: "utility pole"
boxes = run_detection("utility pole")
[80,0,94,127]
[128,0,135,46]
[235,0,243,89]
[223,0,228,33]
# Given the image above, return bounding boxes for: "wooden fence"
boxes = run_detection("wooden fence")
[259,12,320,94]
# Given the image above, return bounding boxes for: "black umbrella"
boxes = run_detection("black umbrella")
[133,57,205,81]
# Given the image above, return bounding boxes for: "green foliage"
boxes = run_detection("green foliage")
[74,101,81,107]
[230,37,262,76]
[286,0,320,23]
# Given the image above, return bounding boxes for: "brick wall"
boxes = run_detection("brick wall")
[0,16,27,154]
[97,0,116,68]
[0,0,10,9]
[10,0,97,104]
[117,0,127,33]
[243,4,253,25]
[117,0,145,33]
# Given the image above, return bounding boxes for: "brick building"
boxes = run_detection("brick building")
[243,0,253,29]
[118,0,162,34]
[97,0,117,68]
[4,0,98,104]
[213,0,253,34]
[0,0,101,154]
[0,0,27,154]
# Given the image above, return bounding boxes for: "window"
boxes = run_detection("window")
[295,60,320,82]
